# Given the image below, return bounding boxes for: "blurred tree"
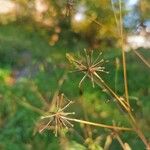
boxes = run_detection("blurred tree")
[139,0,150,21]
[5,0,123,48]
[3,0,150,47]
[71,0,121,48]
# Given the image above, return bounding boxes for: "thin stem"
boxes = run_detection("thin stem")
[49,72,67,111]
[133,49,150,69]
[59,100,73,112]
[87,14,118,38]
[119,0,129,105]
[39,119,53,133]
[74,117,126,131]
[62,117,133,131]
[88,17,103,28]
[111,0,120,35]
[79,97,93,138]
[127,113,150,149]
[29,82,48,106]
[104,135,113,150]
[18,98,45,115]
[116,135,126,150]
[79,73,88,87]
[93,72,131,112]
[117,2,150,148]
[115,58,120,92]
[92,72,150,148]
[41,114,56,119]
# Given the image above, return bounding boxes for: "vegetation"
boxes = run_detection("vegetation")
[0,0,150,150]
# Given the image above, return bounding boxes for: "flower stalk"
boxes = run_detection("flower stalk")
[66,50,150,148]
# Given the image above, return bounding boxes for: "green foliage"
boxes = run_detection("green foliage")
[0,1,150,149]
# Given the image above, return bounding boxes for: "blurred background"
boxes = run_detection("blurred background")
[0,0,150,149]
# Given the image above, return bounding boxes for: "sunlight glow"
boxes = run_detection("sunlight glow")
[127,0,139,6]
[126,0,139,9]
[127,35,150,49]
[0,0,16,14]
[74,13,85,22]
[74,5,86,22]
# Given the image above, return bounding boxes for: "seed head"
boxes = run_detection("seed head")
[66,49,108,88]
[38,93,75,136]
